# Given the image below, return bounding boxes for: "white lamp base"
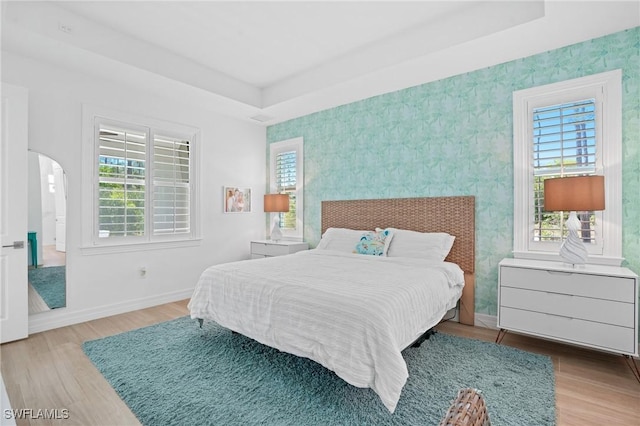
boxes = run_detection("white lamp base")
[270,217,283,242]
[559,211,588,265]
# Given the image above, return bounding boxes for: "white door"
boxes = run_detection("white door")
[0,83,29,344]
[53,161,66,252]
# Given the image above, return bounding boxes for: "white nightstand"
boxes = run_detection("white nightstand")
[250,240,309,259]
[497,258,639,381]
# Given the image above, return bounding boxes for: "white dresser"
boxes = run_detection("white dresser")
[250,240,309,259]
[497,258,638,357]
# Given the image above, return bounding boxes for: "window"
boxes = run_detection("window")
[98,122,147,238]
[532,100,598,244]
[82,105,199,249]
[513,70,622,265]
[151,133,191,235]
[270,137,303,240]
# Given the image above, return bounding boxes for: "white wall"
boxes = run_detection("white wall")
[26,153,43,265]
[2,51,267,332]
[37,153,56,246]
[27,152,57,263]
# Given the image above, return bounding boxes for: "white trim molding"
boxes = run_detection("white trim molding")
[28,288,194,334]
[512,70,623,266]
[269,137,304,241]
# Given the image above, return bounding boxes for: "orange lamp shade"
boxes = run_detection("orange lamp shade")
[544,175,605,212]
[264,194,290,213]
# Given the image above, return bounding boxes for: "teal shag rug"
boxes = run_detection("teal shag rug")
[83,316,556,425]
[28,266,66,309]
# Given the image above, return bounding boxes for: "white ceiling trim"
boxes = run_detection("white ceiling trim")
[262,1,640,124]
[2,1,638,126]
[1,1,262,107]
[262,1,545,108]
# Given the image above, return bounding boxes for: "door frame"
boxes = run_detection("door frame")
[1,83,29,343]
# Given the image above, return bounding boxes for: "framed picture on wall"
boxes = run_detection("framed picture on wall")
[224,186,252,213]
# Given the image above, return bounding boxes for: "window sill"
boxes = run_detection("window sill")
[81,238,202,256]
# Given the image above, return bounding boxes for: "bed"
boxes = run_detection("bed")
[189,196,475,413]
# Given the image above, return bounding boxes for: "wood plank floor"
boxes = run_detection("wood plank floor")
[27,284,50,315]
[41,245,66,268]
[1,300,639,425]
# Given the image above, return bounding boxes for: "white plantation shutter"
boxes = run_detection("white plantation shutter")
[533,100,596,177]
[153,134,191,235]
[95,117,195,242]
[275,150,297,191]
[274,150,296,229]
[532,99,599,243]
[98,123,147,237]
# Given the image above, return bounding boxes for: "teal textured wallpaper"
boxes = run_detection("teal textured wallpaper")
[267,28,640,316]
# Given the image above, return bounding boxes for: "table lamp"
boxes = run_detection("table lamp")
[264,194,289,241]
[543,175,605,265]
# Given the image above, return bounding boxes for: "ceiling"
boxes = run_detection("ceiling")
[2,1,639,125]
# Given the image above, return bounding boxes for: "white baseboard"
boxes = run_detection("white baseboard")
[28,288,194,334]
[474,313,498,330]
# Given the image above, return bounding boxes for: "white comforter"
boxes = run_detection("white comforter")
[188,249,464,413]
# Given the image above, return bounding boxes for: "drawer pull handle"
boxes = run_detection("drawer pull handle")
[544,312,574,320]
[546,270,574,276]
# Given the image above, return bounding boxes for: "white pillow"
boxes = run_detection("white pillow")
[385,228,455,261]
[316,228,369,252]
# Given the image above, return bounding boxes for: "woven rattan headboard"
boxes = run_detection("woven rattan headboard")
[321,196,476,325]
[321,196,475,273]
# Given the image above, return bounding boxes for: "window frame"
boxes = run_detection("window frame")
[512,70,623,266]
[269,137,304,241]
[82,104,201,253]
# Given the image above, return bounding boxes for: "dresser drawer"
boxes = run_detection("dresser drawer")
[250,242,291,256]
[499,306,636,354]
[500,266,635,302]
[500,286,634,328]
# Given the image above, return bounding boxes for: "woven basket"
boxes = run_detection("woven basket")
[439,388,491,426]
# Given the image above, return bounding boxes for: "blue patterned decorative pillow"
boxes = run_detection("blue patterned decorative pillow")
[353,228,393,256]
